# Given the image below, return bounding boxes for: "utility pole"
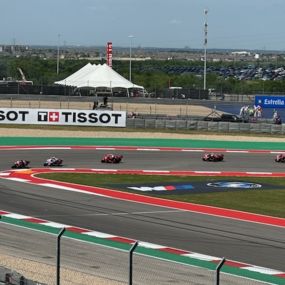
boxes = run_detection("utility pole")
[203,9,208,90]
[128,35,134,82]
[57,34,60,75]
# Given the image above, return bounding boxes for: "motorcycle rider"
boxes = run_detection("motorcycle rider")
[15,160,28,168]
[15,160,24,167]
[106,154,115,162]
[46,156,58,165]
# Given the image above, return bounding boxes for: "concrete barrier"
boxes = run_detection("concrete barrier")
[127,118,283,134]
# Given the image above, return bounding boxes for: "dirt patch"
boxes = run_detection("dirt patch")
[0,99,214,116]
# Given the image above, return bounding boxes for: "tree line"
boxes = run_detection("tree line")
[1,57,285,95]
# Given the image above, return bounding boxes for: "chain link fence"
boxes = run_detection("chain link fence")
[0,219,280,285]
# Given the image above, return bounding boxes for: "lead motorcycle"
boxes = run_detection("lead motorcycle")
[275,153,285,163]
[11,160,30,169]
[202,153,224,162]
[43,157,63,167]
[101,154,123,163]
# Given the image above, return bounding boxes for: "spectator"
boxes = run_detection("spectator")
[92,100,98,110]
[103,96,108,106]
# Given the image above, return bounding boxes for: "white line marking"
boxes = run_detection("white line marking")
[194,171,221,174]
[183,253,220,261]
[181,149,204,152]
[95,147,115,150]
[38,183,107,197]
[91,169,118,172]
[42,222,69,228]
[139,242,165,249]
[38,183,78,191]
[4,213,31,219]
[226,150,249,153]
[142,170,170,173]
[6,178,30,182]
[49,168,75,171]
[246,172,273,175]
[0,173,10,176]
[241,266,284,275]
[136,148,160,151]
[85,231,116,238]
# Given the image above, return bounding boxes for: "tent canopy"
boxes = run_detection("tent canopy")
[55,63,144,90]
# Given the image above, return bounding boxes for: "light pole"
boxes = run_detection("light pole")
[57,34,61,75]
[203,9,208,90]
[128,35,134,82]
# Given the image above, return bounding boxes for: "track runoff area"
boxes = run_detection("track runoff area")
[0,144,285,284]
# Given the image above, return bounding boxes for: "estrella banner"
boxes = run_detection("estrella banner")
[255,95,285,108]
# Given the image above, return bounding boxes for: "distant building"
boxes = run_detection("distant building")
[231,51,251,56]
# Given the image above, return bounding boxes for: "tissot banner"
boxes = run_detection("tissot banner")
[0,108,126,127]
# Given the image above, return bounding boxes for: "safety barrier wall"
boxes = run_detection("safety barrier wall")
[126,118,285,134]
[0,221,271,285]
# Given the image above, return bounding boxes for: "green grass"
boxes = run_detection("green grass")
[38,173,285,218]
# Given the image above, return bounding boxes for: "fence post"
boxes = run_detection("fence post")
[129,241,138,285]
[56,228,66,285]
[215,257,226,285]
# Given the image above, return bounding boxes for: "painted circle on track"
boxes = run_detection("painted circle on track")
[207,182,262,189]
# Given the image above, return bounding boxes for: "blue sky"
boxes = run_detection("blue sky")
[2,0,285,50]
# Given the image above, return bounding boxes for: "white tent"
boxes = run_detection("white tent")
[54,63,98,86]
[55,63,144,90]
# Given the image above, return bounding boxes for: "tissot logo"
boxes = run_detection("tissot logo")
[38,111,60,122]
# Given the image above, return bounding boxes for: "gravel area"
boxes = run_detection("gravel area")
[0,252,124,285]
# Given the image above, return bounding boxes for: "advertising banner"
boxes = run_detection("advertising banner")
[106,42,112,68]
[0,108,126,127]
[255,95,285,108]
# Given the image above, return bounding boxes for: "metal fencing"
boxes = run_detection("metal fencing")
[127,118,285,135]
[0,219,279,285]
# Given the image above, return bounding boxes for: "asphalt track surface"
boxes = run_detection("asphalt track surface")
[0,148,285,273]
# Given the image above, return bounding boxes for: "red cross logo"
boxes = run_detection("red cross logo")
[49,112,59,122]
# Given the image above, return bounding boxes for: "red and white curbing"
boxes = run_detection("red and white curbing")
[1,168,285,229]
[0,209,284,279]
[0,145,284,154]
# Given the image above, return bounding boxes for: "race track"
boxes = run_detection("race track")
[0,147,285,274]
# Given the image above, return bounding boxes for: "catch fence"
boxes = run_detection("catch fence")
[0,217,281,285]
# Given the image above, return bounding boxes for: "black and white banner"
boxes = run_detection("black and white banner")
[0,108,126,127]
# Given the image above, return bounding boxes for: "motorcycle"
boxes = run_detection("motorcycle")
[202,153,224,162]
[101,154,123,163]
[11,160,30,169]
[275,154,285,163]
[43,157,63,167]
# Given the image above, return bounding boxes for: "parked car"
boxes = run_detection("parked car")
[204,113,246,123]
